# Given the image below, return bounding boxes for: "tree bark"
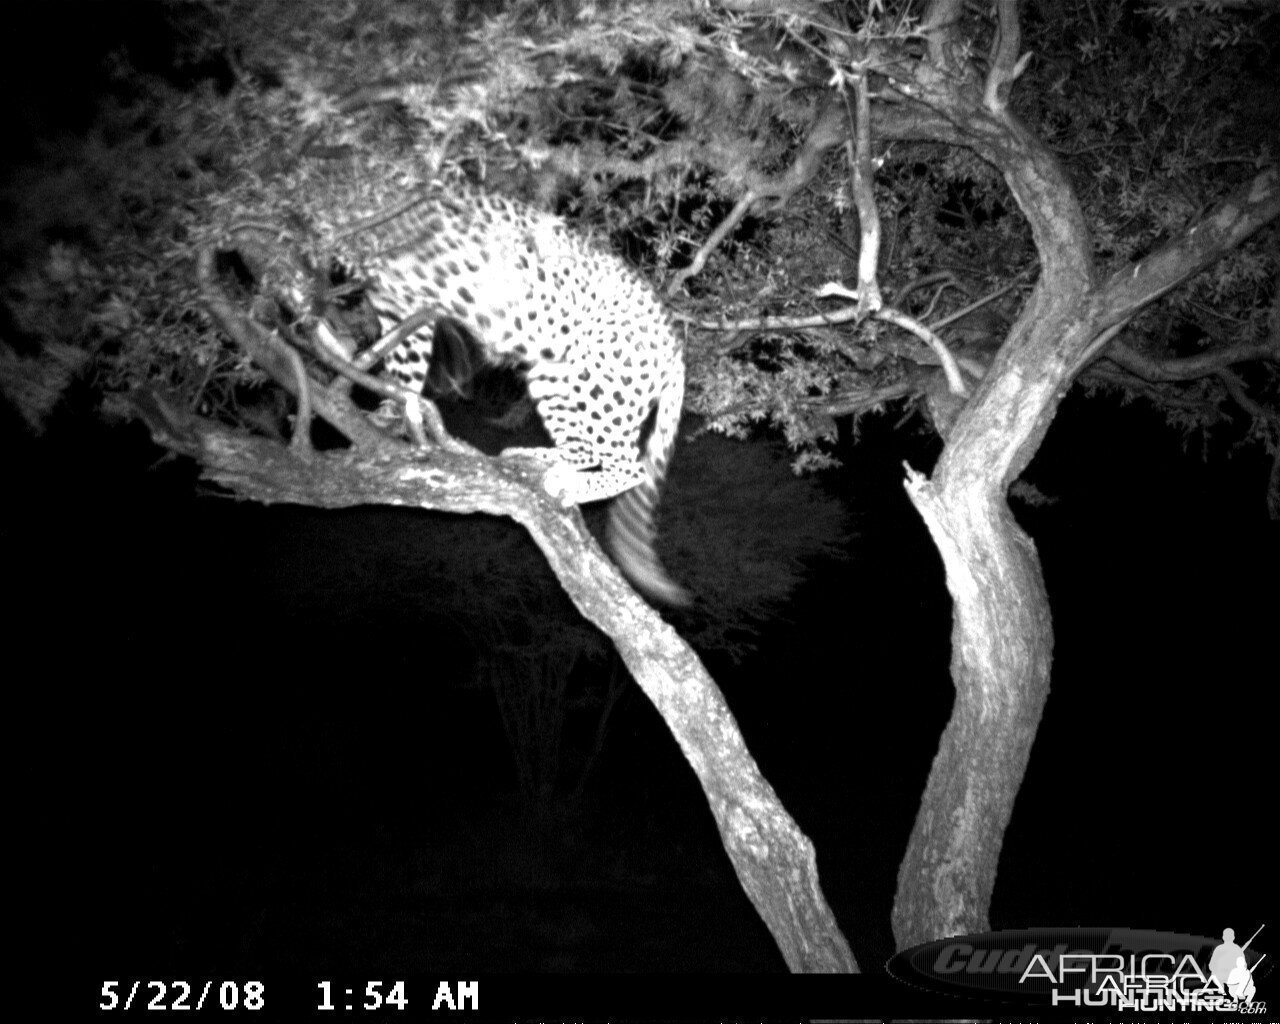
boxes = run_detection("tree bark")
[872,16,1279,946]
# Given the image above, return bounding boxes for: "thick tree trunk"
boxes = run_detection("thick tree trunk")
[878,29,1278,943]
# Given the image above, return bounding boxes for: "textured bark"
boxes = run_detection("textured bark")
[130,394,858,973]
[887,158,1278,951]
[870,12,1280,947]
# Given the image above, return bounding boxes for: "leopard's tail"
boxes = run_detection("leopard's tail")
[606,357,689,607]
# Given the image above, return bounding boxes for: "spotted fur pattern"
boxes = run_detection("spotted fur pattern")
[332,183,688,605]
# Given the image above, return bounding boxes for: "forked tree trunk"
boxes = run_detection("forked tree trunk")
[876,18,1279,943]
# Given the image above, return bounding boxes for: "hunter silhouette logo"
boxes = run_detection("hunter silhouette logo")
[1209,925,1265,1004]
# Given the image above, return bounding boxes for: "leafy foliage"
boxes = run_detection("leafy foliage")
[2,0,1275,471]
[1015,1,1278,444]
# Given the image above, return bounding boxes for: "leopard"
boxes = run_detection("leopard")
[324,181,688,606]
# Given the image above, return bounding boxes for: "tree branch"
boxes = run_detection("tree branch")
[846,58,883,312]
[194,245,390,450]
[666,189,758,297]
[1091,168,1280,335]
[124,390,858,972]
[984,0,1032,113]
[1102,337,1279,382]
[665,97,848,295]
[921,0,965,67]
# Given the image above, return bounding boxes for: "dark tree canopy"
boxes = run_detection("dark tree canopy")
[3,1,1275,503]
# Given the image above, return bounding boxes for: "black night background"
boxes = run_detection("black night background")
[3,0,1276,996]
